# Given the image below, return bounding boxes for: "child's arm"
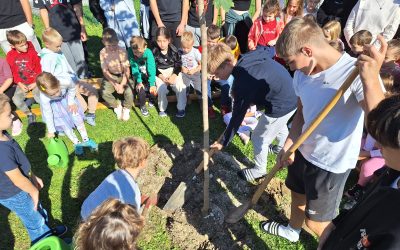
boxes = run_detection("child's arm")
[146,49,157,88]
[39,94,57,137]
[128,49,143,85]
[167,49,183,83]
[248,22,257,50]
[5,168,40,210]
[100,51,119,87]
[119,49,130,87]
[0,77,13,94]
[189,49,202,74]
[0,62,13,93]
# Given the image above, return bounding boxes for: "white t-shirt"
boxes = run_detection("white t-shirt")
[293,53,364,173]
[181,47,201,70]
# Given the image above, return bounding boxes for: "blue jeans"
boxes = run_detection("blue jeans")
[0,191,51,244]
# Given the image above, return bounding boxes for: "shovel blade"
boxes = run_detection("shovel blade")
[225,200,253,224]
[163,182,187,212]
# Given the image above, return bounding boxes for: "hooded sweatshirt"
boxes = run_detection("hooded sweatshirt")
[221,47,297,146]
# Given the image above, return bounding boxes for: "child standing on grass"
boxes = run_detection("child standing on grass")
[152,27,187,118]
[75,198,144,250]
[180,31,202,98]
[248,0,284,54]
[0,94,67,245]
[100,28,134,121]
[6,30,41,125]
[40,28,98,126]
[36,72,97,155]
[81,137,149,219]
[128,36,157,117]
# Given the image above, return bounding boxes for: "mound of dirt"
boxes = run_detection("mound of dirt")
[138,142,294,249]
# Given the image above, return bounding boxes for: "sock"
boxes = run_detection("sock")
[64,129,80,145]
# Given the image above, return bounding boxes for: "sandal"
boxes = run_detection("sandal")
[237,168,265,182]
[260,220,283,236]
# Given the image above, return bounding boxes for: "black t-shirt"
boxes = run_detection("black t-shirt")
[187,0,214,28]
[0,0,27,29]
[233,0,251,11]
[317,0,358,27]
[0,132,31,199]
[156,0,182,22]
[322,168,400,250]
[34,0,82,42]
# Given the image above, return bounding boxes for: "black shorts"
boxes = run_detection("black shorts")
[285,151,350,222]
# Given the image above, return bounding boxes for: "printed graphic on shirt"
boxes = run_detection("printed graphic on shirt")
[15,59,36,82]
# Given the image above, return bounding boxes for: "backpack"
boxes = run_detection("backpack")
[47,0,81,42]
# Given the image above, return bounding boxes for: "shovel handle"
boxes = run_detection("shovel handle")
[250,67,359,206]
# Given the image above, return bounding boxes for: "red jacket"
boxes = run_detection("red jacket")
[6,41,42,85]
[248,17,284,50]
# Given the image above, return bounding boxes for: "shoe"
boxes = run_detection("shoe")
[237,168,266,182]
[81,139,98,151]
[56,131,65,136]
[148,101,155,108]
[122,107,131,121]
[159,111,167,117]
[27,113,36,124]
[268,144,281,155]
[140,106,149,117]
[11,119,23,136]
[208,107,216,119]
[220,105,231,116]
[85,113,96,126]
[114,104,123,120]
[176,110,185,118]
[74,144,84,155]
[239,133,250,145]
[344,184,364,199]
[51,225,68,238]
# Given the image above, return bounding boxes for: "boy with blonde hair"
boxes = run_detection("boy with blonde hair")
[81,137,150,219]
[260,17,385,242]
[6,30,41,124]
[40,28,98,126]
[128,36,157,117]
[100,28,134,121]
[180,31,201,95]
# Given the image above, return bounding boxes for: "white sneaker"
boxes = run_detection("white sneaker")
[114,104,123,120]
[122,107,131,121]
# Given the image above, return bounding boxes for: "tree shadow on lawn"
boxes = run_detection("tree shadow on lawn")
[0,208,14,250]
[59,141,115,238]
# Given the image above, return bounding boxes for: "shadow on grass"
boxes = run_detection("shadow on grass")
[0,208,14,250]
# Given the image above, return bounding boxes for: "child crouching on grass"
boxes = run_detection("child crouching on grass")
[36,72,97,156]
[75,198,144,250]
[0,94,67,245]
[80,137,149,219]
[100,28,134,121]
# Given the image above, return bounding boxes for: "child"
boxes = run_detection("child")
[322,20,345,51]
[207,24,222,48]
[223,105,259,145]
[248,0,284,54]
[34,0,89,79]
[100,28,134,121]
[381,39,400,90]
[128,36,157,117]
[0,94,67,244]
[282,0,304,25]
[180,31,202,97]
[75,198,144,250]
[6,30,41,124]
[40,28,98,126]
[80,137,149,219]
[152,27,187,118]
[0,58,23,136]
[349,30,372,56]
[223,35,241,60]
[303,0,320,17]
[36,72,97,155]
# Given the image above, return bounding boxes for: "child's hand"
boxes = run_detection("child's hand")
[28,83,37,91]
[167,74,177,84]
[30,189,40,210]
[47,132,55,138]
[210,141,223,151]
[31,175,44,190]
[18,83,29,92]
[158,74,167,82]
[136,83,144,91]
[68,104,78,113]
[150,86,157,96]
[116,85,125,94]
[268,40,276,46]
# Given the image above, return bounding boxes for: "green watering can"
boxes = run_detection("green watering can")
[47,138,69,167]
[29,236,70,250]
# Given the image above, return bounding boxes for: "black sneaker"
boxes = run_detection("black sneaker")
[28,113,36,124]
[345,184,364,199]
[140,106,149,116]
[176,110,185,118]
[51,225,68,238]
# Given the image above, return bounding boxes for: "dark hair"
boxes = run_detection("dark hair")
[155,27,171,40]
[224,35,238,50]
[367,94,400,148]
[207,24,221,40]
[350,30,372,46]
[263,0,281,15]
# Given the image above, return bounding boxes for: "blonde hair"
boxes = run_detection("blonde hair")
[276,17,326,58]
[42,27,63,44]
[181,31,194,46]
[74,198,144,250]
[36,72,60,95]
[0,94,10,114]
[322,20,341,41]
[207,43,234,74]
[130,36,147,51]
[102,28,119,46]
[112,137,150,169]
[387,39,400,62]
[349,30,372,47]
[6,30,27,45]
[283,0,304,23]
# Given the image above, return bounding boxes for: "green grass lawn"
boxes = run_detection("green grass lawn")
[0,2,318,249]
